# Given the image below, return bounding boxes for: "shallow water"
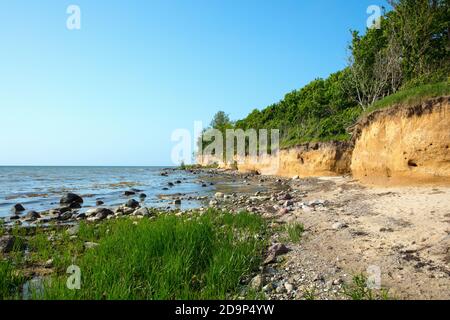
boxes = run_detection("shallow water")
[0,166,215,217]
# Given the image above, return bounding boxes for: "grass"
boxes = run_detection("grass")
[342,273,391,300]
[302,287,317,300]
[365,81,450,115]
[0,260,24,300]
[284,223,304,243]
[1,209,268,300]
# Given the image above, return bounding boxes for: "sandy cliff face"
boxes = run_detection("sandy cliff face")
[236,142,352,177]
[197,142,353,177]
[350,97,450,184]
[198,97,449,184]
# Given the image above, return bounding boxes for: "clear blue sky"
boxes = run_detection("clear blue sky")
[0,0,388,166]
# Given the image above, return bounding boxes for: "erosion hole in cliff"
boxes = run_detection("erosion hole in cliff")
[408,160,418,168]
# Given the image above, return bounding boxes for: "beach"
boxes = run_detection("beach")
[1,167,449,299]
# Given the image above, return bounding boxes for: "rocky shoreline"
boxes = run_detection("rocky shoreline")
[2,167,450,300]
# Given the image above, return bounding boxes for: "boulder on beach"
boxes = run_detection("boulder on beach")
[124,191,136,196]
[86,207,113,218]
[60,193,83,206]
[25,211,41,221]
[96,200,104,206]
[133,207,150,216]
[139,193,147,198]
[125,199,140,209]
[12,203,25,214]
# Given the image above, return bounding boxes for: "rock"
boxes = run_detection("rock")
[10,214,20,220]
[279,193,293,201]
[125,199,140,209]
[292,175,300,180]
[264,243,290,264]
[209,200,219,207]
[96,200,104,206]
[263,283,275,292]
[59,206,73,214]
[60,193,83,205]
[0,235,25,253]
[124,191,136,196]
[332,222,348,230]
[133,207,150,216]
[24,211,41,221]
[85,208,99,217]
[249,275,264,291]
[86,208,113,219]
[284,282,294,293]
[12,203,25,214]
[309,199,327,207]
[58,212,73,221]
[68,202,82,209]
[84,242,99,250]
[95,208,113,220]
[215,192,225,199]
[66,225,80,236]
[269,243,290,256]
[168,182,175,187]
[175,180,182,184]
[139,193,147,199]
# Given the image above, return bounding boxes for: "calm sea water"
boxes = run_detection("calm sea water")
[0,166,214,218]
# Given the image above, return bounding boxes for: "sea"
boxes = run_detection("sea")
[0,166,215,218]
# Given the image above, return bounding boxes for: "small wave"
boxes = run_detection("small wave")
[5,193,50,200]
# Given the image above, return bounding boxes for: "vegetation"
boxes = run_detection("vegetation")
[284,222,305,243]
[0,210,268,300]
[365,81,450,114]
[0,260,24,300]
[342,273,391,300]
[202,0,449,151]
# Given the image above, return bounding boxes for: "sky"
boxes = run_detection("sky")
[0,0,388,166]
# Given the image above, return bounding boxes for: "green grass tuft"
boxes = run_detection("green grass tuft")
[284,223,304,243]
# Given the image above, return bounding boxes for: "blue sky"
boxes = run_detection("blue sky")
[0,0,387,166]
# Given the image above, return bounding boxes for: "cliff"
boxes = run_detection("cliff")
[198,96,450,185]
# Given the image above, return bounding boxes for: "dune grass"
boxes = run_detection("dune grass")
[2,209,267,300]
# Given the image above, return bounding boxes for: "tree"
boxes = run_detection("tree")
[210,111,233,131]
[387,0,449,83]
